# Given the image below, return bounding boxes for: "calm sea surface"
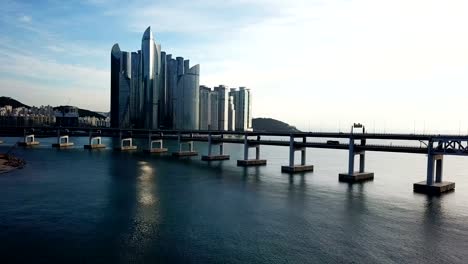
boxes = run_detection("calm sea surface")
[1,136,468,263]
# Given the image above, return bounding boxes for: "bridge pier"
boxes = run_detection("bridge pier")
[414,143,455,194]
[339,133,374,182]
[84,137,106,149]
[115,138,137,151]
[172,133,198,157]
[84,130,106,149]
[145,133,168,153]
[282,136,313,173]
[202,134,230,161]
[18,134,40,147]
[237,135,267,166]
[52,135,74,148]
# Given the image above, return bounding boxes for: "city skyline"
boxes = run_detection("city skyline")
[1,0,468,133]
[110,26,252,131]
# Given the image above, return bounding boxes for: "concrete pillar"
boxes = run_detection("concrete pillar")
[255,146,260,160]
[435,156,443,183]
[301,137,306,166]
[426,153,434,186]
[208,134,212,156]
[289,135,295,167]
[178,133,182,152]
[148,133,152,150]
[339,134,373,182]
[414,152,454,194]
[348,137,355,175]
[219,144,224,155]
[301,148,306,166]
[91,137,101,145]
[359,152,365,173]
[244,135,249,160]
[220,134,224,155]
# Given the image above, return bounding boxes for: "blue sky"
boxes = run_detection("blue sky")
[1,0,468,133]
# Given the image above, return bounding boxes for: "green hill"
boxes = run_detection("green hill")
[0,96,30,109]
[252,118,300,132]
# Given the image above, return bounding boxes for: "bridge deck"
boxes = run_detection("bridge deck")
[0,126,432,154]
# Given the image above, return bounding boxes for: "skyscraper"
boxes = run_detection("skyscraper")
[214,85,229,131]
[199,85,211,130]
[175,63,200,130]
[231,87,253,131]
[227,93,235,131]
[110,44,131,128]
[111,26,252,132]
[141,26,160,129]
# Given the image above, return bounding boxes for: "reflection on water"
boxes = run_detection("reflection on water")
[137,161,156,206]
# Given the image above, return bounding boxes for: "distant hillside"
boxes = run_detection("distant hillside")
[252,118,300,132]
[0,96,30,109]
[0,97,106,118]
[54,105,106,119]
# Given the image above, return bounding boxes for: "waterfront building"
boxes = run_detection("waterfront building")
[230,87,253,131]
[199,85,211,130]
[214,85,229,131]
[227,94,235,131]
[175,63,200,130]
[130,51,141,127]
[141,27,160,129]
[110,26,254,131]
[110,44,132,128]
[210,92,219,130]
[111,27,200,130]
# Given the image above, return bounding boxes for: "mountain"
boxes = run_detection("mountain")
[0,96,30,109]
[53,106,106,119]
[252,118,300,132]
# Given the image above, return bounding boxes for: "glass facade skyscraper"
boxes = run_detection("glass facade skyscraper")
[110,27,200,130]
[111,26,252,131]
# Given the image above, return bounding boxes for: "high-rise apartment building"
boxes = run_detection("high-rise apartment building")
[230,87,253,131]
[214,85,229,131]
[199,85,211,130]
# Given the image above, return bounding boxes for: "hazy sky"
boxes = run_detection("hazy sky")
[1,0,468,133]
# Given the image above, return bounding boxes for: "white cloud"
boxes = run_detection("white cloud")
[18,15,31,23]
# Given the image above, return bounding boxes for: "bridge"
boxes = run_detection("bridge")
[2,124,468,195]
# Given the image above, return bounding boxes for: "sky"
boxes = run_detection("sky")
[1,0,468,133]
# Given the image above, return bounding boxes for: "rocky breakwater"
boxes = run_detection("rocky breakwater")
[0,154,25,174]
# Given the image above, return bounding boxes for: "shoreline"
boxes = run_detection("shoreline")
[0,154,25,174]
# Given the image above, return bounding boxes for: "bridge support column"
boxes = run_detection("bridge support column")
[18,133,40,147]
[282,136,313,173]
[84,130,106,149]
[202,134,230,161]
[172,133,198,157]
[52,131,74,148]
[414,153,455,194]
[237,135,267,166]
[115,138,137,151]
[339,136,374,182]
[145,133,168,153]
[84,136,106,149]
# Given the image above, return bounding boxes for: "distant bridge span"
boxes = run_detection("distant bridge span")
[1,125,467,194]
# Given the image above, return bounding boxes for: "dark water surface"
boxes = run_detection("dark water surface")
[1,136,468,263]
